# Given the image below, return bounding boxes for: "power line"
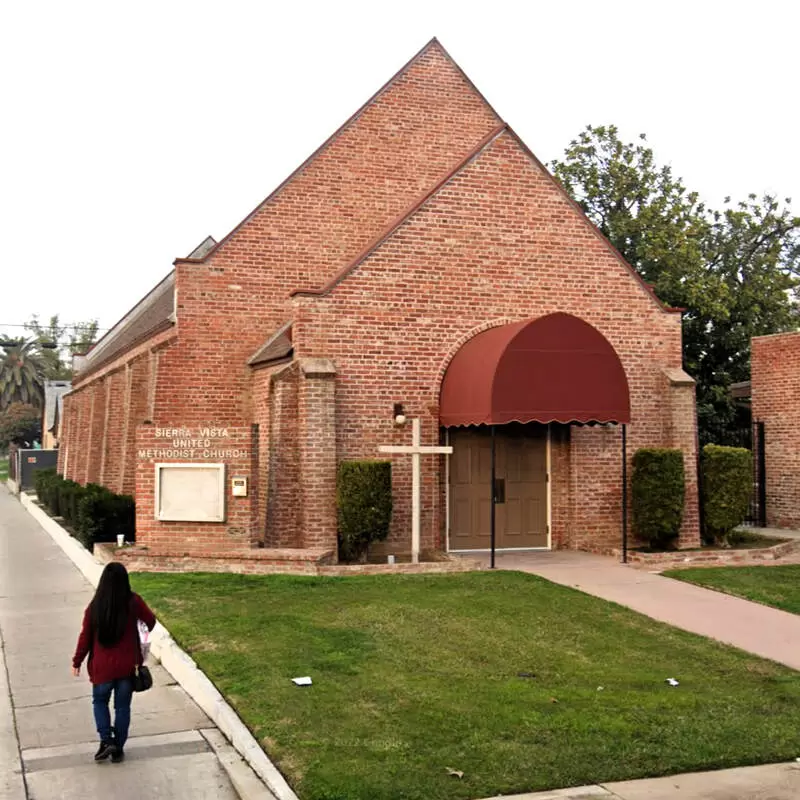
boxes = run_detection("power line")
[0,322,112,331]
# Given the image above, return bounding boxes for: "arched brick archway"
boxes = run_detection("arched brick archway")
[439,313,631,554]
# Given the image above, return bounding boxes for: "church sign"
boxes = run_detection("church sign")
[137,426,249,461]
[135,423,255,526]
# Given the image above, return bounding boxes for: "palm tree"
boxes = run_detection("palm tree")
[0,339,46,410]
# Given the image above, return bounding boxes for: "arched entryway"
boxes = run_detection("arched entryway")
[440,313,631,554]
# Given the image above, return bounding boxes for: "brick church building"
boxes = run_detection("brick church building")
[751,331,800,530]
[59,39,700,567]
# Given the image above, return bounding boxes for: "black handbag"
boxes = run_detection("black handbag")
[132,663,153,693]
[131,618,153,693]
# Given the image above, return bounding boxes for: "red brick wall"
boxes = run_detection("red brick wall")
[66,388,91,484]
[64,329,174,493]
[167,43,500,425]
[752,332,800,528]
[57,42,700,557]
[135,424,256,552]
[266,364,301,547]
[297,360,338,551]
[85,381,105,484]
[291,130,698,553]
[251,366,273,543]
[58,394,71,475]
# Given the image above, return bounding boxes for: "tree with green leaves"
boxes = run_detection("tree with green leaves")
[551,125,800,439]
[0,339,47,409]
[24,314,98,380]
[0,403,41,448]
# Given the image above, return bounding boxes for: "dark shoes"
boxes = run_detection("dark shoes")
[94,740,116,761]
[95,740,124,763]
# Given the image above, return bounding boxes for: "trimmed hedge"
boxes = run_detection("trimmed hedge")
[337,460,392,563]
[631,448,685,549]
[32,469,135,549]
[702,444,752,544]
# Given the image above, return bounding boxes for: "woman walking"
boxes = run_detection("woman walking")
[72,562,156,763]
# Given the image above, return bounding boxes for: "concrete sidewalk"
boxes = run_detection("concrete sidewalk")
[479,761,800,799]
[472,550,800,671]
[0,489,243,800]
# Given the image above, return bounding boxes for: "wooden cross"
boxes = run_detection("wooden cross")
[378,418,453,563]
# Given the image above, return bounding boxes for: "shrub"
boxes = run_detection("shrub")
[631,448,685,549]
[34,467,59,511]
[58,479,86,526]
[32,469,136,549]
[702,444,752,545]
[337,460,392,562]
[76,485,136,549]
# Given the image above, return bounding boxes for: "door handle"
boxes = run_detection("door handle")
[494,478,505,504]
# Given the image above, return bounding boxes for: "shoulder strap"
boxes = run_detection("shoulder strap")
[130,597,142,667]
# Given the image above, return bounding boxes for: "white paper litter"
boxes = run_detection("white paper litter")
[291,676,313,686]
[666,678,680,686]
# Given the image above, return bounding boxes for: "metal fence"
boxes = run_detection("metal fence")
[16,449,59,491]
[698,420,766,530]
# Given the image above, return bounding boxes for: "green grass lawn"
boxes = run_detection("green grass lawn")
[132,571,800,800]
[0,456,8,482]
[666,564,800,615]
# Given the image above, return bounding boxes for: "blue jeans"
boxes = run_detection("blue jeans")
[92,678,134,749]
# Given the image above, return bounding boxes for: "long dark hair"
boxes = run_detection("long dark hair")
[91,562,132,647]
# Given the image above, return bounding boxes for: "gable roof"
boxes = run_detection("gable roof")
[43,381,71,432]
[290,126,681,314]
[248,322,293,367]
[74,236,220,383]
[173,38,502,271]
[187,235,217,259]
[74,271,175,382]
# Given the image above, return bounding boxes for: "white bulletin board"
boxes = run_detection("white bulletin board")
[155,463,226,522]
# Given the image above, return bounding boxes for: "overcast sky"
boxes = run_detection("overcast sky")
[1,0,797,341]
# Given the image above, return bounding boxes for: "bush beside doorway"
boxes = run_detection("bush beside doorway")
[631,448,685,549]
[337,460,392,562]
[700,444,752,545]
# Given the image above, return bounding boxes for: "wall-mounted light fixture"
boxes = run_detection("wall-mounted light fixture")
[393,402,406,426]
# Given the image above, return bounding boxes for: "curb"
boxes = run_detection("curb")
[0,619,26,800]
[18,493,299,800]
[477,788,611,800]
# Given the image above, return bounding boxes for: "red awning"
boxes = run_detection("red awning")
[439,313,631,426]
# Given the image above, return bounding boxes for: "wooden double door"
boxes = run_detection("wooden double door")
[449,424,548,550]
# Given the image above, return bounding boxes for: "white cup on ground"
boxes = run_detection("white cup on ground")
[117,534,125,548]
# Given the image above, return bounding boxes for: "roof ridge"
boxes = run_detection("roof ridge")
[290,123,508,298]
[503,125,682,315]
[82,270,175,359]
[174,38,475,267]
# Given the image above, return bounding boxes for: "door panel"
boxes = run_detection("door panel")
[449,425,549,550]
[500,425,548,548]
[449,429,492,550]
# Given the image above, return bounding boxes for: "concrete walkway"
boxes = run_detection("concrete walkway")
[0,489,242,800]
[479,761,800,799]
[471,550,800,670]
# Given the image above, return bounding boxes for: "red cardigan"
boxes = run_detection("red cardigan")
[73,593,157,685]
